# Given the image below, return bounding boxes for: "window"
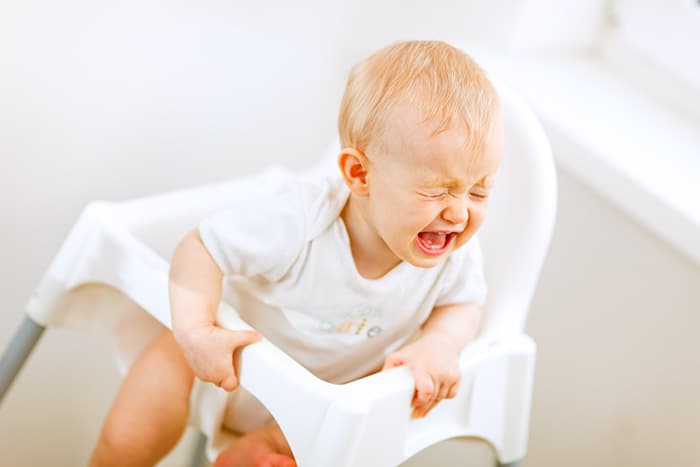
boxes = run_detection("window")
[614,0,699,85]
[604,0,700,120]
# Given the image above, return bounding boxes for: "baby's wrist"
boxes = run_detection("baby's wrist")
[173,320,215,348]
[420,331,462,355]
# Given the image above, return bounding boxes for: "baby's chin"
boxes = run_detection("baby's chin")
[402,243,454,269]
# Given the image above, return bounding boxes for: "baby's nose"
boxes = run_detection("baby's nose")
[442,199,469,225]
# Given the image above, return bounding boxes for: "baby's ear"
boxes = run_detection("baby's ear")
[338,148,370,196]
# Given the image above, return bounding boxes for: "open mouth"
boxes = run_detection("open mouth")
[415,231,457,256]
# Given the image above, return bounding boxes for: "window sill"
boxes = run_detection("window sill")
[470,48,700,266]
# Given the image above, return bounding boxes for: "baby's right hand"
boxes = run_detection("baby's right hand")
[175,324,262,391]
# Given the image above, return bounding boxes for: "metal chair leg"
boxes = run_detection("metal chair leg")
[189,430,209,467]
[0,315,45,404]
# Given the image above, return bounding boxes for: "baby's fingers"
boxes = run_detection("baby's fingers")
[216,330,262,391]
[229,330,263,348]
[382,352,405,371]
[411,373,435,418]
[447,380,460,399]
[416,373,461,417]
[218,370,239,392]
[416,381,449,418]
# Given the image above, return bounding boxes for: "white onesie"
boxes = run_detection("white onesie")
[197,167,487,432]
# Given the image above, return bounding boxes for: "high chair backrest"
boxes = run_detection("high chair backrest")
[478,84,557,339]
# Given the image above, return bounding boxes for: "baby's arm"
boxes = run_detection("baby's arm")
[383,303,482,418]
[169,228,261,391]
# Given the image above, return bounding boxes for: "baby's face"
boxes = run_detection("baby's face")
[365,103,503,269]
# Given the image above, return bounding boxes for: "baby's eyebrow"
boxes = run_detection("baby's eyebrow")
[421,174,495,189]
[474,175,495,188]
[418,172,464,186]
[418,175,451,187]
[420,179,460,189]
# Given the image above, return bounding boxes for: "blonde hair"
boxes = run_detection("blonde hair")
[338,40,499,156]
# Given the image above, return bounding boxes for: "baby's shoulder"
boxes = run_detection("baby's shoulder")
[239,168,348,241]
[295,172,349,239]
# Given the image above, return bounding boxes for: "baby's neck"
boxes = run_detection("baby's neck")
[340,197,401,280]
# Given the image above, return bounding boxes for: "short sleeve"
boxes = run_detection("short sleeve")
[197,170,306,281]
[435,236,488,306]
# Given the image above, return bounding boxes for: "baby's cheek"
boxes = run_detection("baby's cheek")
[467,206,487,230]
[457,215,483,248]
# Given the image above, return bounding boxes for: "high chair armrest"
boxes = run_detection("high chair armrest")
[26,201,172,327]
[216,302,339,453]
[307,334,535,467]
[26,200,339,465]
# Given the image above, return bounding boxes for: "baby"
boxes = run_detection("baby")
[89,40,503,467]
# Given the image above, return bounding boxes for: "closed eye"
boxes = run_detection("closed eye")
[421,190,448,199]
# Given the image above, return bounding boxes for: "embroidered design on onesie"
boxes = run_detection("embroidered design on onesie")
[317,304,384,338]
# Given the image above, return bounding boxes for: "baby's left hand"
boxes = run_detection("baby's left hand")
[382,334,462,418]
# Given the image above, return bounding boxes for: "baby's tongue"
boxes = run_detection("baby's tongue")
[418,232,447,248]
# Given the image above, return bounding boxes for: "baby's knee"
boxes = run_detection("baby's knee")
[149,328,184,358]
[146,330,195,382]
[125,329,195,411]
[96,418,143,458]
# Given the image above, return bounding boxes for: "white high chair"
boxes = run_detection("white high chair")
[0,83,556,467]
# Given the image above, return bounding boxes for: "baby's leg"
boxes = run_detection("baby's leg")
[214,424,296,467]
[89,329,194,467]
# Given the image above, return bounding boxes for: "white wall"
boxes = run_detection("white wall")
[6,2,695,467]
[524,169,700,467]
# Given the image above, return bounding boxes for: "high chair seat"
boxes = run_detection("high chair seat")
[0,81,556,467]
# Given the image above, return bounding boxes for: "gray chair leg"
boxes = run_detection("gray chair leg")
[190,430,209,467]
[0,315,45,404]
